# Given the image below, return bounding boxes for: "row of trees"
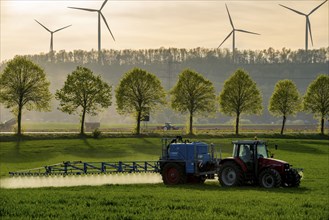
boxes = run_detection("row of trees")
[0,56,328,135]
[17,47,329,66]
[268,77,329,135]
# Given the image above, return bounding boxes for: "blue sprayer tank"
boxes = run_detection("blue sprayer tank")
[159,136,217,184]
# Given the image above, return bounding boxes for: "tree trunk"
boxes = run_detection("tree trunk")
[80,108,86,135]
[320,117,324,135]
[280,115,286,135]
[235,114,240,135]
[17,105,22,136]
[136,110,141,135]
[189,113,193,135]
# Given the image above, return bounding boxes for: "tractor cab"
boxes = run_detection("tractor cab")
[233,140,269,160]
[233,140,270,164]
[232,140,271,179]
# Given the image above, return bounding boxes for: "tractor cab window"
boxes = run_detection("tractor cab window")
[257,144,269,159]
[238,144,253,162]
[233,144,239,157]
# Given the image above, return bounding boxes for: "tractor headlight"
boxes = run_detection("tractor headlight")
[284,164,290,171]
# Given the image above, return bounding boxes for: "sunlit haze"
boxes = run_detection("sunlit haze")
[1,0,328,62]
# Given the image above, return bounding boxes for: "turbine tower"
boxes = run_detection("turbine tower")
[218,4,260,63]
[279,0,328,51]
[68,0,115,63]
[35,19,71,53]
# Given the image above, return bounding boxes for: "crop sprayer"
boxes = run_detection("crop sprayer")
[9,136,303,188]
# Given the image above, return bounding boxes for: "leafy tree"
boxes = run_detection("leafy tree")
[0,56,52,135]
[115,68,166,134]
[55,66,112,134]
[219,69,262,135]
[303,74,329,135]
[170,69,216,135]
[269,80,302,135]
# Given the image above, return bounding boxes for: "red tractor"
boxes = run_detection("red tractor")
[218,140,302,188]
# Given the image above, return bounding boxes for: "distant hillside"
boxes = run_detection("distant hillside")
[0,48,328,126]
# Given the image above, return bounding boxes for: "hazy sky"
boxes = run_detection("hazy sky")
[1,0,328,62]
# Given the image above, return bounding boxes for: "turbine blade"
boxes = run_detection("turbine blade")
[307,18,313,46]
[218,31,233,48]
[236,29,260,35]
[225,4,234,29]
[100,0,108,10]
[309,0,328,15]
[68,7,97,12]
[101,12,115,41]
[54,25,72,33]
[279,4,306,16]
[35,19,51,32]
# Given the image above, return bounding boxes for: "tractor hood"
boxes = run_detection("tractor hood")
[260,158,289,167]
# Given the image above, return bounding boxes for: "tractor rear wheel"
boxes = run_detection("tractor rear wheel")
[218,161,243,187]
[162,163,186,185]
[259,168,281,188]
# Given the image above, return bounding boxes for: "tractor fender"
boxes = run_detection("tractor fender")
[258,164,284,175]
[218,158,248,172]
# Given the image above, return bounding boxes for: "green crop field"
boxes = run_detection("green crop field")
[0,136,328,219]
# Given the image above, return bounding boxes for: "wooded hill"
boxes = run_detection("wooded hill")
[1,47,328,126]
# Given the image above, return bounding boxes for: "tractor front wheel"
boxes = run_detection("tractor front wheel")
[259,168,281,188]
[284,168,301,187]
[162,163,186,185]
[218,161,243,187]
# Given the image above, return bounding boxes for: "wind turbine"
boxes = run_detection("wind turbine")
[218,4,260,63]
[35,19,71,53]
[279,0,328,51]
[68,0,115,63]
